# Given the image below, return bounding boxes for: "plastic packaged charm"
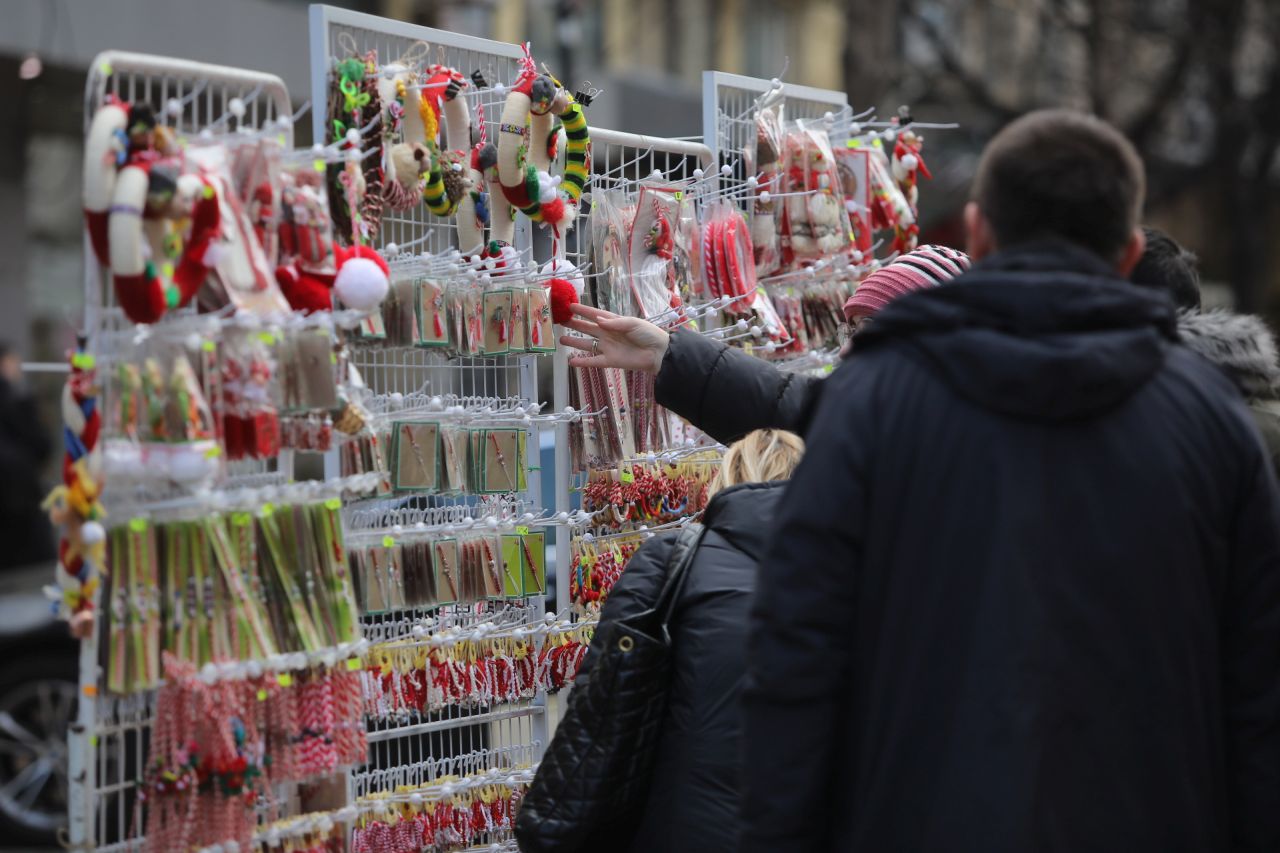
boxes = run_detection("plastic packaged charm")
[779,124,851,263]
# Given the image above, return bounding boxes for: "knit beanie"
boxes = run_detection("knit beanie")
[843,244,970,321]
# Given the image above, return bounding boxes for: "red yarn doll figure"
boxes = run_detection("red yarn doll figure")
[891,129,931,253]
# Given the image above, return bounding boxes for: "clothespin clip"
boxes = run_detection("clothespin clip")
[574,82,602,108]
[471,69,488,89]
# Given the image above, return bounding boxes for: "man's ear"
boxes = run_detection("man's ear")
[1115,226,1146,278]
[964,202,995,261]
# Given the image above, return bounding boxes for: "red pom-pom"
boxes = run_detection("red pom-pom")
[540,195,566,226]
[549,278,578,325]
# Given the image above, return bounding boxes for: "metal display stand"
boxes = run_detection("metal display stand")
[72,52,294,852]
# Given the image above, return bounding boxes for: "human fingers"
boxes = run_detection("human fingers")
[563,317,604,338]
[568,354,611,369]
[569,304,617,322]
[559,335,597,352]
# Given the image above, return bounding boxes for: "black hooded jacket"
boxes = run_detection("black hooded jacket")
[572,481,786,853]
[742,242,1280,852]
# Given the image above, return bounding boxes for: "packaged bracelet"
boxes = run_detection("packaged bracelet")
[481,289,513,356]
[526,284,555,353]
[433,538,461,606]
[399,538,437,609]
[520,531,546,596]
[415,277,450,348]
[392,420,441,492]
[439,425,470,493]
[220,327,281,460]
[477,428,521,494]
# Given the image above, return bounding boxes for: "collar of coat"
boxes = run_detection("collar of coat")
[1177,310,1280,399]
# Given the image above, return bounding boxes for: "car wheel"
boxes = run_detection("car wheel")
[0,651,77,844]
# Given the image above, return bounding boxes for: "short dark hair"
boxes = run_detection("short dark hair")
[972,109,1145,261]
[1130,227,1201,311]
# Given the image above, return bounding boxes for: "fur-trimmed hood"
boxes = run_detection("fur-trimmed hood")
[1177,310,1280,399]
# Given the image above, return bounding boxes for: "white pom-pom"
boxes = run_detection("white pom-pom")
[851,250,864,263]
[760,191,771,203]
[823,111,834,122]
[882,129,896,141]
[850,122,862,134]
[311,142,325,154]
[494,83,506,94]
[693,168,704,179]
[720,164,733,177]
[334,257,389,311]
[901,153,919,172]
[345,128,361,146]
[746,176,758,188]
[202,241,226,269]
[228,98,246,119]
[770,77,782,89]
[384,242,399,257]
[345,147,362,163]
[81,520,106,547]
[451,162,462,172]
[166,98,183,117]
[277,114,293,130]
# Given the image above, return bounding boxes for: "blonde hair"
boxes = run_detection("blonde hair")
[709,429,805,496]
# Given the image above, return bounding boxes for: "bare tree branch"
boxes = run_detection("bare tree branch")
[903,1,1021,122]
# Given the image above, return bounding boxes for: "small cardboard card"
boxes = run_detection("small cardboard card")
[481,290,514,356]
[500,535,524,599]
[391,421,441,492]
[415,278,450,347]
[526,286,555,352]
[479,428,520,494]
[508,287,529,353]
[432,539,460,605]
[520,531,546,597]
[439,426,469,494]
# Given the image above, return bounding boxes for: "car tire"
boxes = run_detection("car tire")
[0,648,77,844]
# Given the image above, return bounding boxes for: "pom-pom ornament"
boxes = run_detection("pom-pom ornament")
[549,278,578,325]
[332,244,390,311]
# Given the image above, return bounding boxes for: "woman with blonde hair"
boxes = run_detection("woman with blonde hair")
[520,429,804,853]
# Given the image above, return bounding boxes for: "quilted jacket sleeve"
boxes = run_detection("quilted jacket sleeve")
[654,328,825,444]
[573,533,676,690]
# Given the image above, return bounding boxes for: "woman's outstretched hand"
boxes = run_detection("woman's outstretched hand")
[560,304,671,373]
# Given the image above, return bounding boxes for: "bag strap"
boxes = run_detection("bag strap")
[654,522,704,631]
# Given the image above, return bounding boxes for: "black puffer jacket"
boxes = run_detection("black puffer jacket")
[655,329,823,443]
[572,481,785,853]
[744,241,1280,852]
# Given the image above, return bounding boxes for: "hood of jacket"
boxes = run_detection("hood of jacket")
[855,240,1179,423]
[1176,309,1280,399]
[701,480,789,554]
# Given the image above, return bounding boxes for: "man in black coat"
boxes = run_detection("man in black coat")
[741,110,1280,852]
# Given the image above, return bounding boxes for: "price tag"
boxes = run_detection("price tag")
[201,340,216,353]
[516,526,530,536]
[257,331,277,346]
[128,518,148,533]
[620,470,635,484]
[261,503,275,518]
[256,689,268,701]
[346,658,362,671]
[277,673,293,688]
[382,535,395,548]
[324,497,342,510]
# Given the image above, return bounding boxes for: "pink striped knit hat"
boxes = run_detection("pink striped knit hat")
[843,245,971,321]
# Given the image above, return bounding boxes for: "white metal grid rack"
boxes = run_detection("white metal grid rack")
[701,70,850,207]
[73,52,295,852]
[307,6,550,823]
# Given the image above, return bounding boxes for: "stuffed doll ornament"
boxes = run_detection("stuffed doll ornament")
[277,241,390,313]
[83,100,130,265]
[457,143,494,255]
[495,54,590,236]
[890,128,930,253]
[107,162,223,324]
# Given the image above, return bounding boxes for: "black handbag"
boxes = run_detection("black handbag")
[514,522,705,853]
